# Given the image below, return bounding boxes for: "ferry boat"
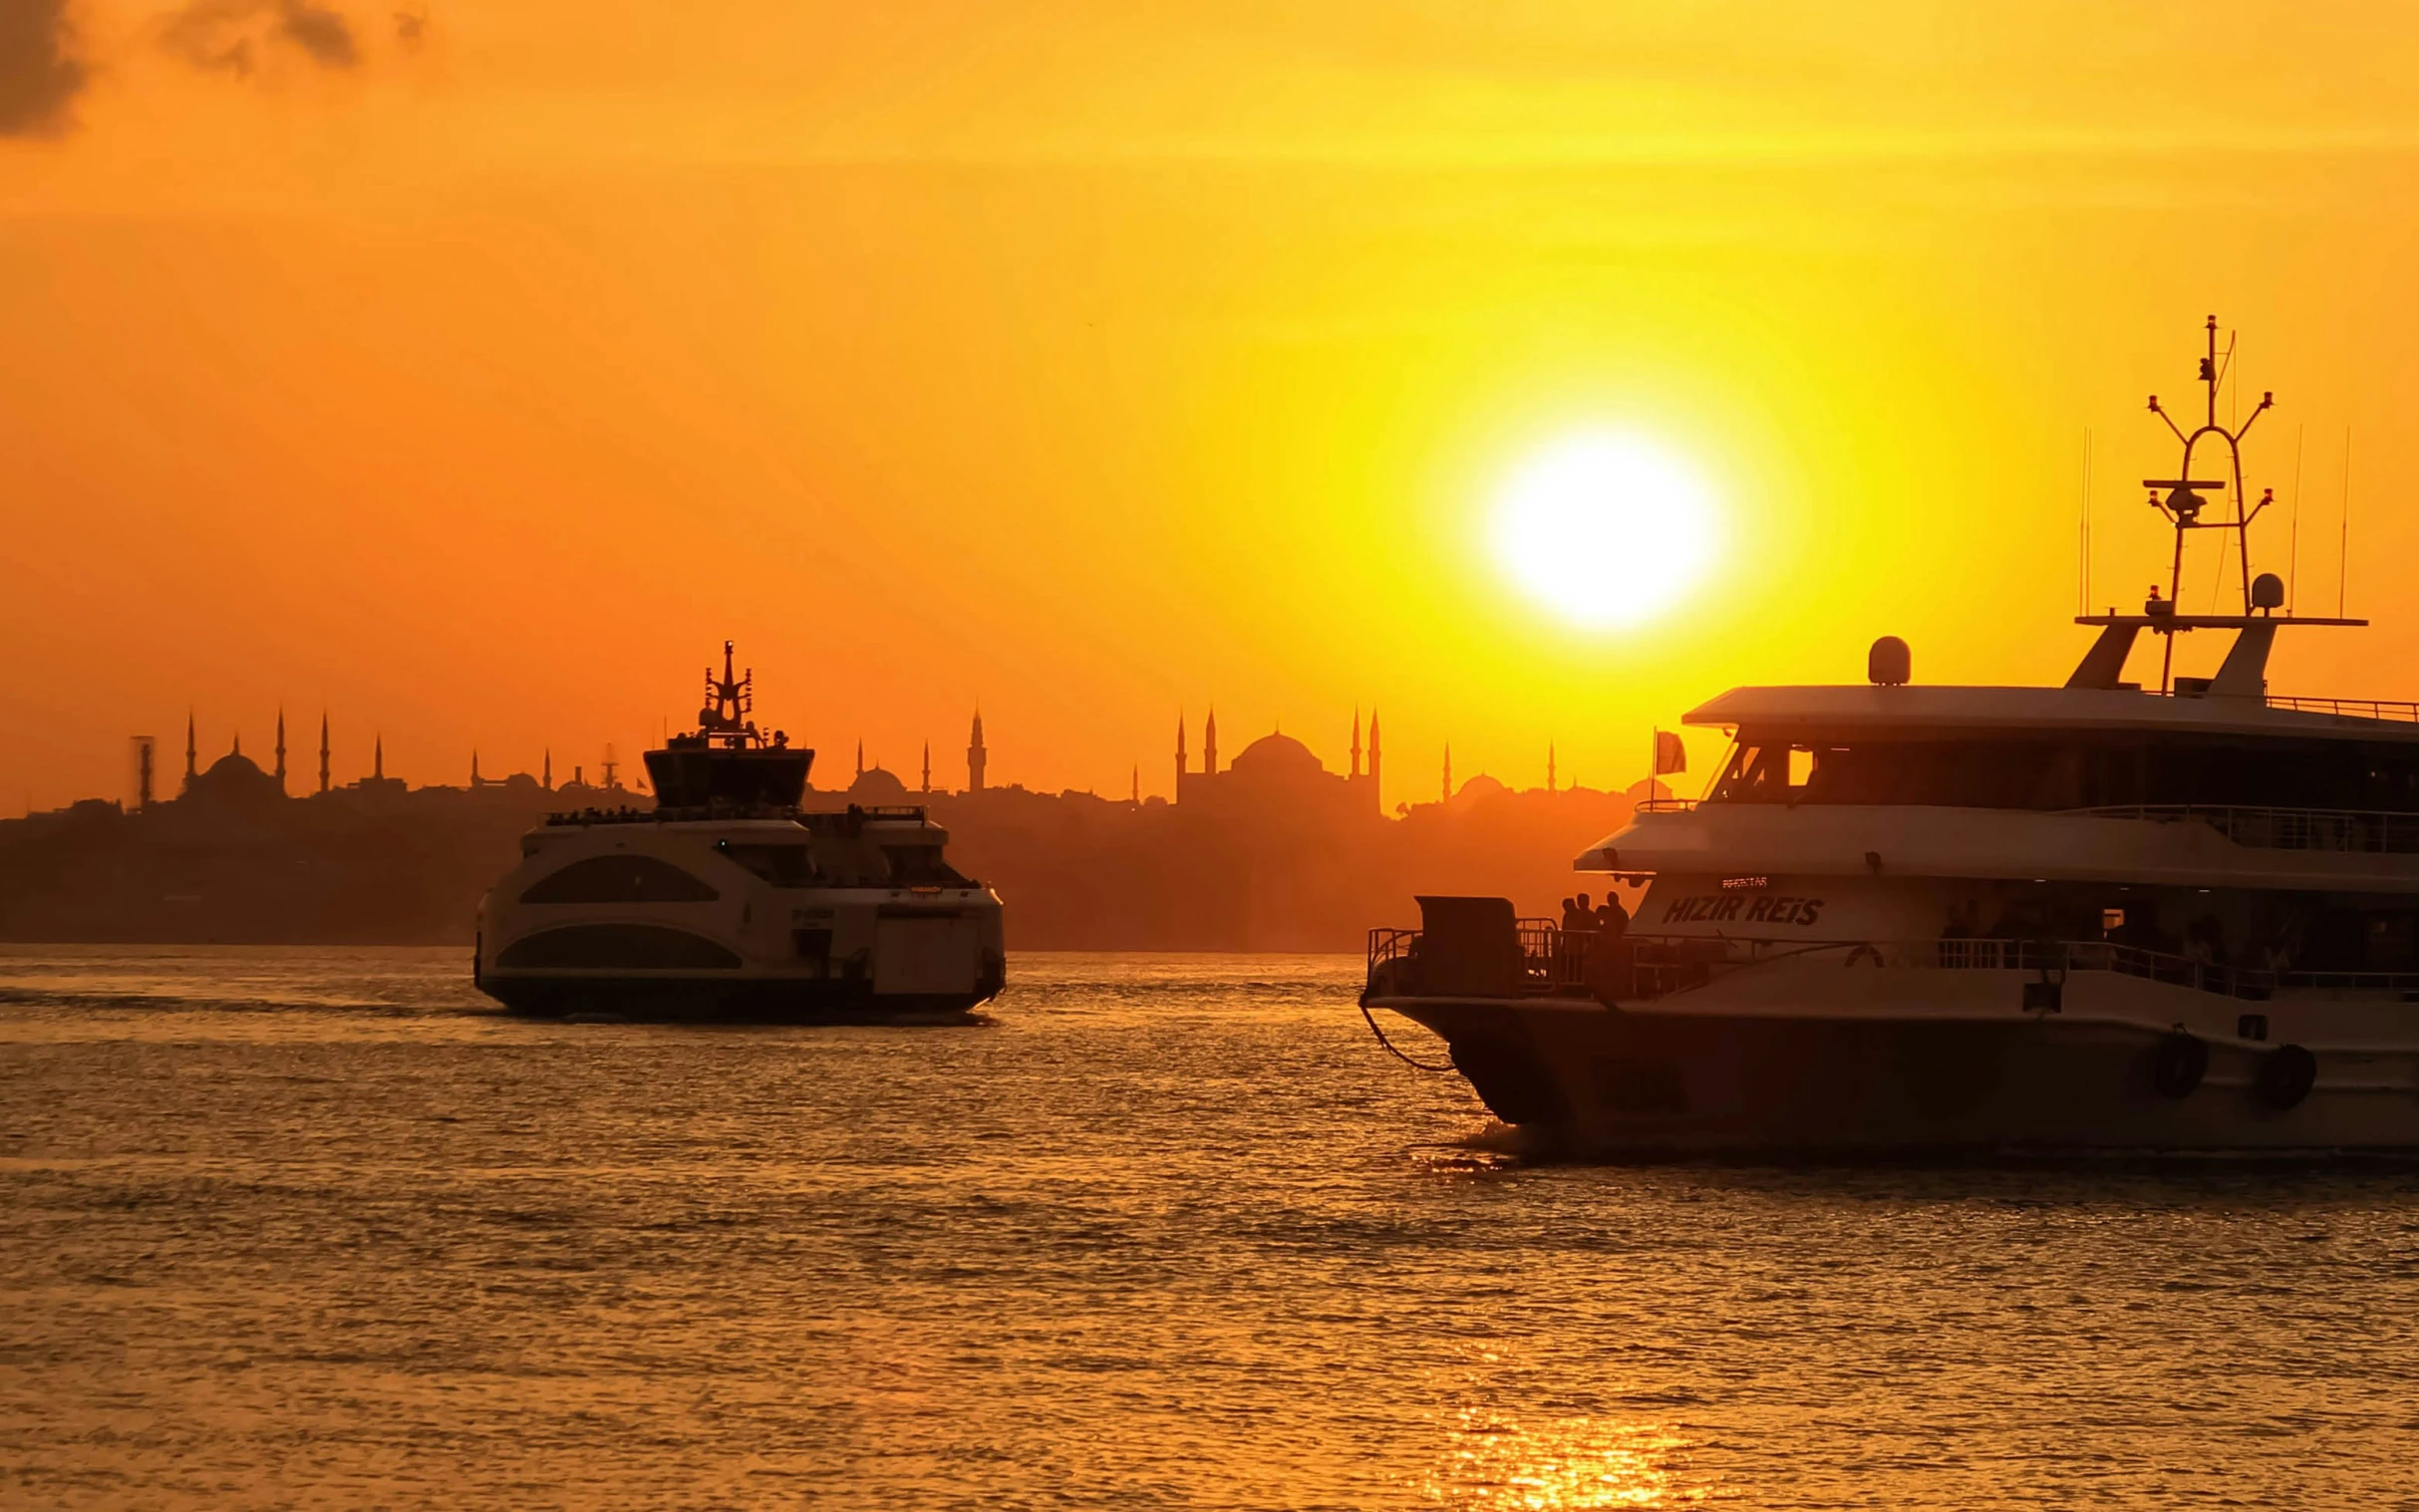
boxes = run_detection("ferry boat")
[1362,319,2419,1154]
[475,644,1006,1022]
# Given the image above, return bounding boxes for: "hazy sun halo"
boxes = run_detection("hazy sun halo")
[1488,432,1720,631]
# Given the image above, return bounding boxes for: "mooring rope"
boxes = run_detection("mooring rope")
[1360,1001,1457,1073]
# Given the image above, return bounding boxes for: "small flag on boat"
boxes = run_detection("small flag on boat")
[1654,730,1687,775]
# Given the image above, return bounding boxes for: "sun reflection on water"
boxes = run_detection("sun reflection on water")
[1427,1407,1707,1509]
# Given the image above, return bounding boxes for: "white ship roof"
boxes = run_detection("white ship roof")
[1686,684,2419,744]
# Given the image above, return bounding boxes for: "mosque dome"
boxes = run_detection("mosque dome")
[1450,772,1507,808]
[1230,731,1326,778]
[185,750,286,808]
[848,765,911,802]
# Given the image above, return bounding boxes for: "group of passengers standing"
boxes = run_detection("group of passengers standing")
[1554,890,1636,991]
[1558,891,1631,938]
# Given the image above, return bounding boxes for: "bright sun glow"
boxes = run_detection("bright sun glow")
[1489,432,1720,631]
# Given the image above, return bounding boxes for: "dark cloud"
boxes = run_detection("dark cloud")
[160,0,362,78]
[1,0,89,137]
[9,0,414,139]
[277,0,354,68]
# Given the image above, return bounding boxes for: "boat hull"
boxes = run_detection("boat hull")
[1375,991,2419,1156]
[482,972,999,1024]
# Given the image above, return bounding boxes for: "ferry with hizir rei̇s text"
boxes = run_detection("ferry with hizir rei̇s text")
[1363,318,2419,1154]
[476,644,1005,1022]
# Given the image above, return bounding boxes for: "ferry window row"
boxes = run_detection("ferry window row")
[712,840,971,888]
[520,854,720,905]
[1710,733,2419,812]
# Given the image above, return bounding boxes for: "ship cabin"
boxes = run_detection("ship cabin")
[1588,613,2419,991]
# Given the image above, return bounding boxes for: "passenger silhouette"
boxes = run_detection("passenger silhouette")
[1596,893,1630,938]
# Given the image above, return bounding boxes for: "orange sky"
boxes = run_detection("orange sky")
[10,2,2419,812]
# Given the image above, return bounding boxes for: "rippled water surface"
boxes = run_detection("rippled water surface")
[5,946,2419,1508]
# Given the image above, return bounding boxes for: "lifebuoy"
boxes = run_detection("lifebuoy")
[2255,1044,2317,1111]
[1844,944,1884,968]
[2152,1033,2207,1098]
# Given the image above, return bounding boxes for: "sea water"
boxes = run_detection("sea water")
[2,946,2416,1508]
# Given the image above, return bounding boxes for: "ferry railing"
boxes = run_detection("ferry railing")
[1364,925,2419,1003]
[1366,927,1419,985]
[2265,694,2419,724]
[1366,923,1742,1001]
[2070,803,2419,854]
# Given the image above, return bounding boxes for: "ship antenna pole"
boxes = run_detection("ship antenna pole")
[2288,425,2303,614]
[2079,429,2093,616]
[2340,427,2352,618]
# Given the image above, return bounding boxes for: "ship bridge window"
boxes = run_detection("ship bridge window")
[519,854,720,905]
[1713,744,1839,801]
[1712,731,2419,812]
[884,845,970,887]
[1712,737,2093,809]
[717,843,824,888]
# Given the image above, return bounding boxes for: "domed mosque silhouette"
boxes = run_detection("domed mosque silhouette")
[1173,712,1381,819]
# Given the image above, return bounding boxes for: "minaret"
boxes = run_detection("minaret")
[317,714,330,795]
[470,750,482,787]
[1175,716,1187,800]
[1547,742,1557,793]
[543,749,552,789]
[855,740,864,779]
[232,733,242,757]
[274,709,287,793]
[1203,709,1218,776]
[1351,710,1362,778]
[184,713,197,791]
[921,741,931,794]
[1368,710,1381,805]
[967,709,988,793]
[373,735,385,780]
[1442,744,1452,803]
[1131,763,1139,804]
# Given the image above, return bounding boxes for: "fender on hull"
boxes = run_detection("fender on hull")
[1380,997,2419,1157]
[483,974,999,1024]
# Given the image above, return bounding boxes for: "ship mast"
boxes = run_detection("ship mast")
[2065,318,2362,696]
[2141,315,2271,689]
[699,640,761,750]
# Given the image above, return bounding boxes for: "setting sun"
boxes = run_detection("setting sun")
[1488,432,1720,632]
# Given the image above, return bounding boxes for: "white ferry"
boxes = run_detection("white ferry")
[1363,320,2419,1154]
[475,644,1005,1021]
